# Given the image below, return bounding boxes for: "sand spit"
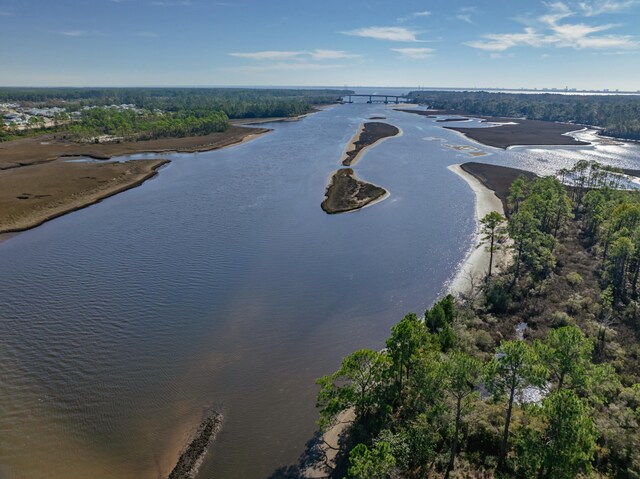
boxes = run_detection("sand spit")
[341,122,401,167]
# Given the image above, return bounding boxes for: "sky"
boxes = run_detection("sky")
[1,0,640,90]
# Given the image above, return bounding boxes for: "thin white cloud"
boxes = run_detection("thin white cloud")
[228,62,343,73]
[466,2,638,51]
[456,6,478,24]
[0,10,12,16]
[59,30,87,37]
[136,31,159,38]
[391,47,435,59]
[310,49,361,60]
[230,51,305,60]
[397,11,431,23]
[151,0,192,5]
[579,0,640,15]
[230,50,360,61]
[342,26,422,42]
[466,28,545,51]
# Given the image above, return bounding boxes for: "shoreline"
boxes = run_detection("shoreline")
[447,164,506,295]
[341,122,402,167]
[0,159,170,234]
[0,126,271,237]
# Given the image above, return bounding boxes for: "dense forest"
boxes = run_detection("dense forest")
[0,87,350,118]
[407,90,640,141]
[315,163,640,478]
[0,87,351,142]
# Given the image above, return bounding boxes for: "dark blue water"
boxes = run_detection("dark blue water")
[1,102,639,479]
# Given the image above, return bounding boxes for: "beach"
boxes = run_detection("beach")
[447,164,508,295]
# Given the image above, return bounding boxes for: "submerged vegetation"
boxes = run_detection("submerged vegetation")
[315,162,640,478]
[407,90,640,141]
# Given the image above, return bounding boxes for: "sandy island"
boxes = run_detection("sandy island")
[447,162,538,295]
[322,169,388,214]
[0,126,269,234]
[341,122,401,167]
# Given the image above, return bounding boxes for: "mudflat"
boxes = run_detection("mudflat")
[445,118,589,149]
[460,162,538,210]
[395,109,589,148]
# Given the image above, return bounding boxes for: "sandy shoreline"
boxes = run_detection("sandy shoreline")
[447,164,505,295]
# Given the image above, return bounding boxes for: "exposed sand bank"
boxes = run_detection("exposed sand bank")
[447,164,506,295]
[304,409,355,478]
[341,122,402,167]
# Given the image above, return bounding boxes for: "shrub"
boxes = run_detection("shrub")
[566,272,584,288]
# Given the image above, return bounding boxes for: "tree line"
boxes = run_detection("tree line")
[407,90,640,141]
[315,169,640,478]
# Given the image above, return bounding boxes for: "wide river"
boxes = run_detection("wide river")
[2,97,640,479]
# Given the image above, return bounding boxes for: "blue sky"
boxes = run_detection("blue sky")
[1,0,640,89]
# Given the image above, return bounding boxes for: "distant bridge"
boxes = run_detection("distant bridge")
[343,94,411,104]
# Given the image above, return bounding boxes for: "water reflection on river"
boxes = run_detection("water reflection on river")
[1,99,640,479]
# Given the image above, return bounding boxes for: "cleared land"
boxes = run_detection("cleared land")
[321,168,387,214]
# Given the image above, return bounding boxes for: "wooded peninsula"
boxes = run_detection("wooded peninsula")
[310,160,640,479]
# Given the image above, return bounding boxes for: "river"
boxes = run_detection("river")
[2,96,640,479]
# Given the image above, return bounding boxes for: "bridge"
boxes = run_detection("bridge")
[343,94,411,104]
